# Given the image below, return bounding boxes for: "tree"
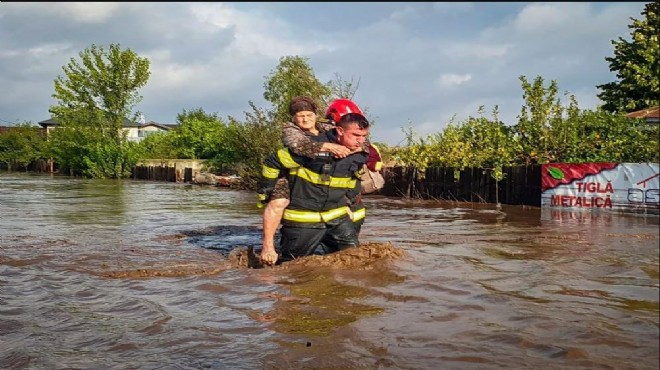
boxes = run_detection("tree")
[263,55,331,124]
[597,2,659,113]
[48,43,151,178]
[324,72,376,125]
[51,43,151,137]
[0,123,45,171]
[325,73,360,103]
[225,102,281,189]
[562,109,658,163]
[514,75,558,164]
[174,108,225,160]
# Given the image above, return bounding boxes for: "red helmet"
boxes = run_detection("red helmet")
[325,99,365,124]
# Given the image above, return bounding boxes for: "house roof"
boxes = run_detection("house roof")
[142,121,177,130]
[625,106,659,120]
[38,118,59,126]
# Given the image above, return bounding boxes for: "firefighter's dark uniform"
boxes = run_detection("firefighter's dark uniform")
[257,130,368,262]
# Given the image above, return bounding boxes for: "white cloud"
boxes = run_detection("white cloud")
[27,43,72,58]
[57,2,122,23]
[438,73,472,88]
[514,3,573,32]
[443,43,512,59]
[189,3,331,59]
[0,2,121,23]
[432,2,475,14]
[0,2,648,144]
[390,6,418,21]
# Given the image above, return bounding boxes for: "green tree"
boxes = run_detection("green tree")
[225,101,281,189]
[45,122,141,178]
[597,2,659,113]
[563,109,658,163]
[174,108,225,160]
[263,55,331,124]
[51,43,150,138]
[138,130,179,160]
[324,72,377,125]
[0,123,45,171]
[325,73,360,103]
[48,43,151,178]
[513,75,580,164]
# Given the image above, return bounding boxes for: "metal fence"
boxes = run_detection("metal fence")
[132,165,178,182]
[380,165,542,206]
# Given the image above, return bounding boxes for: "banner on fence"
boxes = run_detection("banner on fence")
[541,163,659,213]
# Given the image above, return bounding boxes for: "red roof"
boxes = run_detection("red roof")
[625,106,659,119]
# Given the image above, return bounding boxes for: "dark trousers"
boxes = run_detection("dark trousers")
[279,215,359,262]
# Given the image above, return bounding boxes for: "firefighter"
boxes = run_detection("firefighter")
[257,111,370,264]
[259,97,352,266]
[259,97,383,265]
[324,99,384,236]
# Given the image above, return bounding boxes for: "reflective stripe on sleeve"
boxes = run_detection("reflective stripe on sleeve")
[262,165,280,179]
[256,193,267,209]
[277,149,299,169]
[351,207,366,222]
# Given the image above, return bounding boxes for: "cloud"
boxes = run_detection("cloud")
[437,73,473,88]
[0,3,122,23]
[0,2,648,144]
[432,2,475,14]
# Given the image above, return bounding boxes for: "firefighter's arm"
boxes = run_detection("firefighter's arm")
[256,148,307,206]
[256,152,286,207]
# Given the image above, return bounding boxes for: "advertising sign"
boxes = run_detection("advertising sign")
[541,163,659,214]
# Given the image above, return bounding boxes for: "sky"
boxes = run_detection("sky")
[0,2,648,145]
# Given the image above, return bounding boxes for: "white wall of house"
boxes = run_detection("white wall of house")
[123,127,139,139]
[125,125,170,142]
[42,121,172,143]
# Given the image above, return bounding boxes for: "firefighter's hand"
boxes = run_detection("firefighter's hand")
[260,247,279,266]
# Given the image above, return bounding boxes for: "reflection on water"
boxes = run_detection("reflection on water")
[1,173,658,370]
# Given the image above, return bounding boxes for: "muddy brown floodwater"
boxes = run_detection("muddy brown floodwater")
[1,172,658,370]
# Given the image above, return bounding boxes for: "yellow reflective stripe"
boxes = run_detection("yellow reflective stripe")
[369,144,383,171]
[262,165,280,179]
[330,176,357,188]
[351,207,366,222]
[255,193,266,209]
[277,149,299,169]
[283,206,350,223]
[290,167,357,188]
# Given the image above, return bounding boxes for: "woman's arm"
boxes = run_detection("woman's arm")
[281,121,351,158]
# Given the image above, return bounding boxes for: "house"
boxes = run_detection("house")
[122,121,179,142]
[625,106,659,125]
[37,117,178,142]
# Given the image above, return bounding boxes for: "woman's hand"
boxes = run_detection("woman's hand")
[321,142,352,158]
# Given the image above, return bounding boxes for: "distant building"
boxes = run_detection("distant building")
[37,117,179,142]
[625,106,659,125]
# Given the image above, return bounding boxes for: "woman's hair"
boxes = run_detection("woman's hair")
[288,96,318,116]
